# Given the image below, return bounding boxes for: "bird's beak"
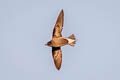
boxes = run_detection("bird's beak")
[45,44,47,46]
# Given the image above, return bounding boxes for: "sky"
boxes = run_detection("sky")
[0,0,120,80]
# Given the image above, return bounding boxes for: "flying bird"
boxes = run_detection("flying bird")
[45,9,76,70]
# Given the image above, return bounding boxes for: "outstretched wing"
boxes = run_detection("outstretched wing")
[52,9,64,38]
[52,47,62,70]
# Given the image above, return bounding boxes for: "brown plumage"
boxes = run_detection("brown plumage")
[52,47,62,70]
[53,9,64,38]
[45,9,76,70]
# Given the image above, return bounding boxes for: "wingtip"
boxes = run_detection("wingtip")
[56,66,61,70]
[54,61,61,70]
[61,9,64,13]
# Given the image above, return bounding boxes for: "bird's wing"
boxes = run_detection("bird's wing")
[52,47,62,70]
[52,10,64,38]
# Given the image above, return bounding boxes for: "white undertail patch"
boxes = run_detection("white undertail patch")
[66,38,75,44]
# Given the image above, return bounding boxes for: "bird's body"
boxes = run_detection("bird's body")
[47,35,75,47]
[52,37,68,47]
[45,9,76,70]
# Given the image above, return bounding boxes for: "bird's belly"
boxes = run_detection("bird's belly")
[52,38,68,47]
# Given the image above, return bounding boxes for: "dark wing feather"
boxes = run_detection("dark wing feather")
[52,47,62,70]
[52,9,64,38]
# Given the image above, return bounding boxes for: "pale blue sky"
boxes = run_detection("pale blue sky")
[0,0,120,80]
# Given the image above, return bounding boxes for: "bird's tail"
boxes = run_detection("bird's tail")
[67,34,76,46]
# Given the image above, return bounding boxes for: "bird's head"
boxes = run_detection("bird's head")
[45,41,52,47]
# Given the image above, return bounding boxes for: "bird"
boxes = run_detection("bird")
[45,9,76,70]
